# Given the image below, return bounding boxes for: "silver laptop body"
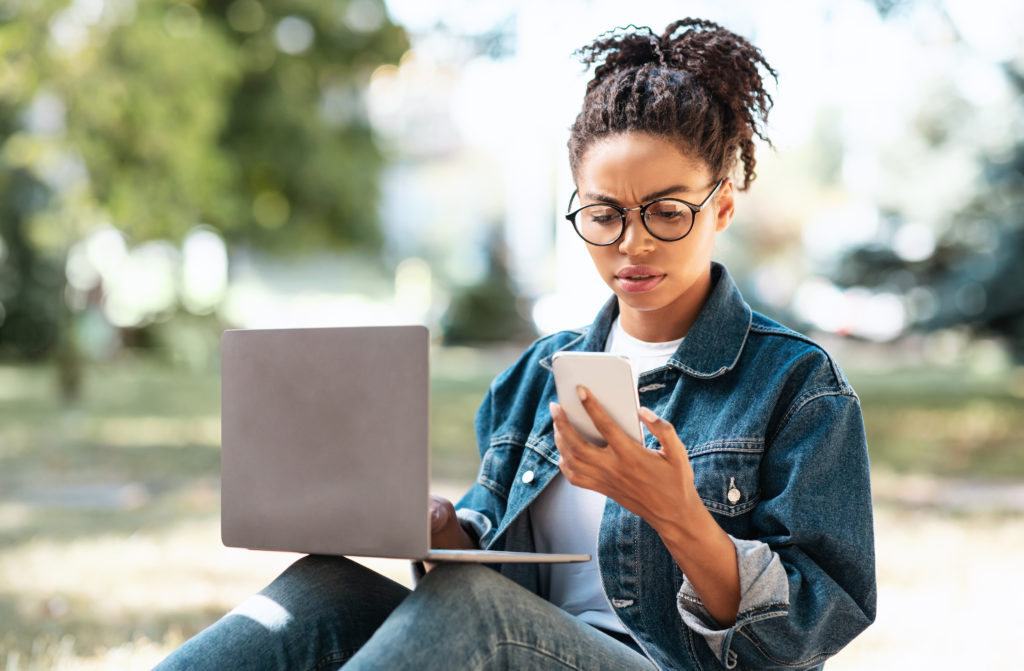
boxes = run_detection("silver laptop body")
[220,325,587,564]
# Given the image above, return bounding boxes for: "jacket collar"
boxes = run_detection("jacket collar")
[539,263,751,379]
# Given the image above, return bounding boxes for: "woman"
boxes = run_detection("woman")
[156,18,876,671]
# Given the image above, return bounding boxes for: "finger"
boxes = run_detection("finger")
[639,407,689,463]
[558,459,603,492]
[554,437,604,490]
[549,401,569,433]
[428,495,453,533]
[551,402,605,475]
[551,401,611,473]
[576,385,635,449]
[550,401,587,451]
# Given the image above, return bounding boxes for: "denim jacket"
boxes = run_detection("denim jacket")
[455,263,877,670]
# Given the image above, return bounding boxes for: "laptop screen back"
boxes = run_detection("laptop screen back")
[220,325,430,558]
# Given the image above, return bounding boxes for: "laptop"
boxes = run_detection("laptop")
[220,324,589,564]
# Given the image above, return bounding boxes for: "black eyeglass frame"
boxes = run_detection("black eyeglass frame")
[564,178,725,246]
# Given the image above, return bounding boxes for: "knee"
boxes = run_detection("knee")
[268,555,356,592]
[260,555,410,635]
[261,555,392,611]
[415,563,525,622]
[420,562,502,597]
[285,553,358,578]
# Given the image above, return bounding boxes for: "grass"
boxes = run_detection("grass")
[850,365,1024,479]
[0,347,514,669]
[1,349,1023,668]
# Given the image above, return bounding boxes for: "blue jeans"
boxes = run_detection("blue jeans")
[153,556,657,670]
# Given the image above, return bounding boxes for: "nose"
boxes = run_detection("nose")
[617,208,655,255]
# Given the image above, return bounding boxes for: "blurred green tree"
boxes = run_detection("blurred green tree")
[0,0,408,374]
[835,119,1024,360]
[441,227,537,345]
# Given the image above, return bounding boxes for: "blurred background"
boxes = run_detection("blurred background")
[1,0,1022,668]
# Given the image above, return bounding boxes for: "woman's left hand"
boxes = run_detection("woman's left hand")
[549,385,700,530]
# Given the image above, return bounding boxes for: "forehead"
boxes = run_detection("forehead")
[575,133,711,197]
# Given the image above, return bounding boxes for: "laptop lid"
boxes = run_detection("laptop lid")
[221,325,589,565]
[220,325,431,559]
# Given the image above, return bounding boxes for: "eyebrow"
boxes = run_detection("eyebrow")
[582,185,695,205]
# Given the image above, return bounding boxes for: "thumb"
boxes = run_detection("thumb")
[429,495,454,533]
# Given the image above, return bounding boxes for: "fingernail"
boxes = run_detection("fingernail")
[640,407,658,423]
[576,385,588,401]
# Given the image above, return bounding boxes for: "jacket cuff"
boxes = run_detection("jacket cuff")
[676,536,789,666]
[455,507,491,547]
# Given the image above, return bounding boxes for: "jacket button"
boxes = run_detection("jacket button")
[521,470,535,484]
[727,477,741,504]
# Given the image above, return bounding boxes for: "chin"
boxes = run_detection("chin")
[616,292,667,311]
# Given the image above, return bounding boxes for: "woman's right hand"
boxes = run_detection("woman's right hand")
[428,494,475,550]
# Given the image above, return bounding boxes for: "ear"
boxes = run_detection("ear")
[713,178,735,232]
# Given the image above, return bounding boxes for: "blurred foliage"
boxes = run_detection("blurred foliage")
[0,0,409,361]
[839,2,1024,359]
[835,61,1024,360]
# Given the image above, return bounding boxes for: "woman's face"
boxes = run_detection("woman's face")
[573,132,734,342]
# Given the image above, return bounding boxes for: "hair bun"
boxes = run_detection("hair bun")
[578,19,775,125]
[571,18,777,190]
[657,18,776,134]
[575,24,667,84]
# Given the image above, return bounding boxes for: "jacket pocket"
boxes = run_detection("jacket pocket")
[687,440,763,520]
[477,433,528,501]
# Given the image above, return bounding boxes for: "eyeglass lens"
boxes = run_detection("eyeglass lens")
[574,201,693,245]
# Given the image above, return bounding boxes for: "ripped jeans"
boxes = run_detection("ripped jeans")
[152,556,657,671]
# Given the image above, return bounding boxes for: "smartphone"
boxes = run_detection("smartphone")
[551,352,643,446]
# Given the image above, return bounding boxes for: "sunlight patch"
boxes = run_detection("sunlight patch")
[227,594,293,631]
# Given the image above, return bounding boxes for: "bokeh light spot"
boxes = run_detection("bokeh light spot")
[274,15,314,55]
[253,191,290,229]
[164,3,202,40]
[345,0,385,34]
[893,222,936,262]
[181,227,228,315]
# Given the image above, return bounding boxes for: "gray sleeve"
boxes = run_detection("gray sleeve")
[676,536,789,665]
[455,507,492,547]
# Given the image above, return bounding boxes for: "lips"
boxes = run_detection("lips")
[616,265,665,293]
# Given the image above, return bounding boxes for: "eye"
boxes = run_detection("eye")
[580,205,620,226]
[647,201,687,220]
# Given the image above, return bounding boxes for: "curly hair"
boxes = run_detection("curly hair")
[568,18,777,191]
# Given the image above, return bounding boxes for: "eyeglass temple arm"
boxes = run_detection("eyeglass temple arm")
[695,178,725,210]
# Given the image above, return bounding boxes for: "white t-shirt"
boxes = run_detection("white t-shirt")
[531,316,683,632]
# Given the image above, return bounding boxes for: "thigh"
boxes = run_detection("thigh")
[345,563,657,671]
[154,555,411,671]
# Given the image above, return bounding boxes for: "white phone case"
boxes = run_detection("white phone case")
[551,352,643,446]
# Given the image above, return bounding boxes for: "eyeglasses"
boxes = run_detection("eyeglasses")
[564,178,724,246]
